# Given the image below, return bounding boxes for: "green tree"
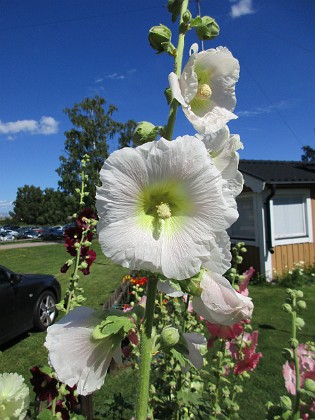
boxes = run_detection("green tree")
[11,185,44,225]
[301,145,315,162]
[56,95,135,211]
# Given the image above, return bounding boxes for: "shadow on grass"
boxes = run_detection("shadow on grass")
[0,331,30,352]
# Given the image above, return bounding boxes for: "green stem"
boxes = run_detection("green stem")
[164,0,189,140]
[292,298,301,419]
[136,275,158,420]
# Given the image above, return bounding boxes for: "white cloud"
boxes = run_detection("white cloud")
[237,101,289,117]
[104,73,125,80]
[230,0,255,18]
[0,116,59,137]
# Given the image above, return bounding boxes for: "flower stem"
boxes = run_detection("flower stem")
[164,0,189,140]
[136,275,158,420]
[291,296,301,419]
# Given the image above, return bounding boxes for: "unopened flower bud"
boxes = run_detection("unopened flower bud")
[182,10,192,23]
[148,24,173,54]
[195,16,220,41]
[304,378,315,393]
[295,317,305,329]
[133,122,159,146]
[80,261,88,269]
[280,395,292,410]
[281,348,293,360]
[161,326,180,346]
[289,338,299,349]
[240,247,247,253]
[297,300,306,309]
[282,303,292,313]
[236,256,243,264]
[296,290,304,298]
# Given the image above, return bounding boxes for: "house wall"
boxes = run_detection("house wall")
[271,185,315,276]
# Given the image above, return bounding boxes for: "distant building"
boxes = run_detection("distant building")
[231,160,315,279]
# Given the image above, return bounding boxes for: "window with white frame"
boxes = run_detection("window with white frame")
[229,195,256,241]
[271,189,313,245]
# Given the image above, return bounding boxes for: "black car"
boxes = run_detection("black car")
[41,227,65,240]
[0,264,61,345]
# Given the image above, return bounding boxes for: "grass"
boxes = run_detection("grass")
[0,244,314,419]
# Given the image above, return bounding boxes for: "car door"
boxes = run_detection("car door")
[0,267,20,342]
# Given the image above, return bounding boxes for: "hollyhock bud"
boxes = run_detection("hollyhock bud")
[304,378,315,393]
[280,395,292,410]
[161,326,180,346]
[192,16,220,41]
[289,338,299,349]
[295,317,305,329]
[148,24,174,54]
[297,300,306,309]
[282,303,292,313]
[133,121,160,146]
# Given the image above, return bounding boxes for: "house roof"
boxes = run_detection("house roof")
[239,160,315,184]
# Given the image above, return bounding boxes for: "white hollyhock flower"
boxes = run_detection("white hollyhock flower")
[169,46,240,134]
[96,136,238,280]
[192,270,253,325]
[197,126,244,197]
[0,373,30,420]
[45,307,122,396]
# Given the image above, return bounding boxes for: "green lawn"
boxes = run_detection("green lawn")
[0,244,314,419]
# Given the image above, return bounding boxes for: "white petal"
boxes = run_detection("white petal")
[45,307,119,396]
[183,105,237,134]
[192,271,253,325]
[168,72,187,107]
[157,279,184,297]
[182,332,206,369]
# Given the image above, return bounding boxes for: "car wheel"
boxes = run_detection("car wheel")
[33,291,57,331]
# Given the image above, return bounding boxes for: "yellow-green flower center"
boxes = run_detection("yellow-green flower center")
[196,83,212,100]
[136,179,194,238]
[156,202,172,219]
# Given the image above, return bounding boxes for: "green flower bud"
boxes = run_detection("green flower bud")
[148,24,173,54]
[83,240,92,247]
[296,317,305,329]
[296,290,304,298]
[282,303,292,313]
[289,338,299,349]
[182,10,192,23]
[75,188,81,193]
[194,16,220,41]
[304,378,315,393]
[133,121,159,146]
[74,242,80,249]
[236,256,243,264]
[281,348,293,360]
[240,247,247,253]
[297,300,306,309]
[80,261,88,269]
[280,395,292,410]
[161,326,180,346]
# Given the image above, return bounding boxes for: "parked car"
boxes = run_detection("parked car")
[41,227,65,240]
[17,229,39,239]
[0,264,61,345]
[0,231,16,241]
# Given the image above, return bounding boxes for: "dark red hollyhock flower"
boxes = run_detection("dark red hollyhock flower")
[80,248,97,275]
[76,208,97,230]
[30,366,58,402]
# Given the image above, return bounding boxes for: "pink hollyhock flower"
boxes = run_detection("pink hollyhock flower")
[205,321,243,348]
[226,331,262,374]
[283,344,315,396]
[238,266,255,296]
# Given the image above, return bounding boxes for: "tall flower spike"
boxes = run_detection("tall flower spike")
[96,136,239,280]
[169,46,240,134]
[45,307,122,396]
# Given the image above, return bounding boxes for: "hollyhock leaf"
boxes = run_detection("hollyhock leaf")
[93,315,135,340]
[96,136,238,280]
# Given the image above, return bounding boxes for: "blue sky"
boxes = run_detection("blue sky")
[1,0,315,215]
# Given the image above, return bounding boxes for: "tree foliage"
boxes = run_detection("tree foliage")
[301,145,315,162]
[11,185,71,225]
[56,96,136,210]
